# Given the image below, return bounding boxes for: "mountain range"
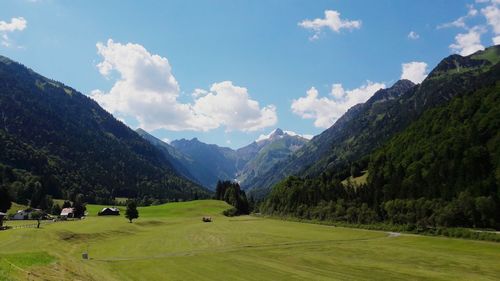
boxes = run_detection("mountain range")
[0,44,498,222]
[137,128,309,190]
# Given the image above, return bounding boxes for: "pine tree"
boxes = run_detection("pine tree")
[125,200,139,223]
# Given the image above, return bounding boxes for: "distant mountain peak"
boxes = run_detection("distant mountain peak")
[255,128,311,142]
[270,128,284,137]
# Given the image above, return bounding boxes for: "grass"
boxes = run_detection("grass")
[0,200,499,280]
[5,203,26,216]
[341,171,369,186]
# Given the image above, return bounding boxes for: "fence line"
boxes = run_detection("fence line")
[4,219,62,230]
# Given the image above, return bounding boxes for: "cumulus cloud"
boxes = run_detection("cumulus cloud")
[291,81,385,128]
[298,10,361,40]
[192,81,278,132]
[407,31,420,40]
[0,17,27,32]
[401,62,428,84]
[450,27,485,55]
[91,39,277,132]
[0,17,27,47]
[438,5,478,29]
[482,2,500,44]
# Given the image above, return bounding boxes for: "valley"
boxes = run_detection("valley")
[1,200,499,281]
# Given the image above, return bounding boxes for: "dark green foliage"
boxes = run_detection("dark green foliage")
[0,185,11,213]
[261,46,500,231]
[62,201,72,209]
[0,55,209,204]
[72,194,86,218]
[51,203,61,216]
[215,180,249,215]
[125,200,139,223]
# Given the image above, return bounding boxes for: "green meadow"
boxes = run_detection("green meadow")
[0,200,499,281]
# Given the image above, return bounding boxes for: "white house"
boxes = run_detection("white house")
[60,208,75,218]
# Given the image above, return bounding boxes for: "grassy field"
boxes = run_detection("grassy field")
[0,200,499,280]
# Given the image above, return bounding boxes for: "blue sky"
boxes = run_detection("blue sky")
[1,0,499,148]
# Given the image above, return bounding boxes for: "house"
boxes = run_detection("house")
[11,208,44,220]
[98,207,120,216]
[60,208,75,218]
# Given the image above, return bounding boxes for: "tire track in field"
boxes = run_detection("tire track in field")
[92,234,394,262]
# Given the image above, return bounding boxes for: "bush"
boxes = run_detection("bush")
[223,207,238,217]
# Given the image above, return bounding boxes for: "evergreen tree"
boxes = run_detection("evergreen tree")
[125,200,139,223]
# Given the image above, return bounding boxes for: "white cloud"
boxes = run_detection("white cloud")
[0,17,27,32]
[192,81,278,132]
[91,39,277,132]
[438,5,478,29]
[291,81,385,128]
[401,62,428,84]
[450,27,485,55]
[298,10,361,40]
[407,31,420,40]
[0,17,27,47]
[482,3,500,44]
[161,138,171,144]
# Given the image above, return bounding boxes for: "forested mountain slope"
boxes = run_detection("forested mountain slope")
[250,46,500,197]
[261,46,500,229]
[0,55,209,205]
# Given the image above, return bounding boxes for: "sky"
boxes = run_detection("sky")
[1,0,499,148]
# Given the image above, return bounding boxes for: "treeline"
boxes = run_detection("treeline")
[215,180,251,216]
[261,82,500,230]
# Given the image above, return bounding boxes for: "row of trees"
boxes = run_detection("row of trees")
[215,181,251,216]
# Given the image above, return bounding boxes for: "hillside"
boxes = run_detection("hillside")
[237,129,309,188]
[261,46,500,229]
[0,55,209,204]
[249,46,500,197]
[170,138,240,189]
[135,128,198,184]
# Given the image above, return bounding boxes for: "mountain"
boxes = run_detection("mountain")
[236,129,309,188]
[246,79,415,196]
[261,45,500,229]
[170,138,239,190]
[0,55,209,204]
[137,128,309,190]
[250,46,500,198]
[135,128,197,183]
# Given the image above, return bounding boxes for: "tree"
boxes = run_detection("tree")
[125,200,139,223]
[62,201,72,209]
[0,185,12,227]
[51,203,62,216]
[72,194,86,218]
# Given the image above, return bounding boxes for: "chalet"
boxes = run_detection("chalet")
[11,208,44,220]
[98,207,120,216]
[60,208,75,218]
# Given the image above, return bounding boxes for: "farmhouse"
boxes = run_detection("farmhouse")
[60,208,75,218]
[98,207,120,216]
[11,208,44,220]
